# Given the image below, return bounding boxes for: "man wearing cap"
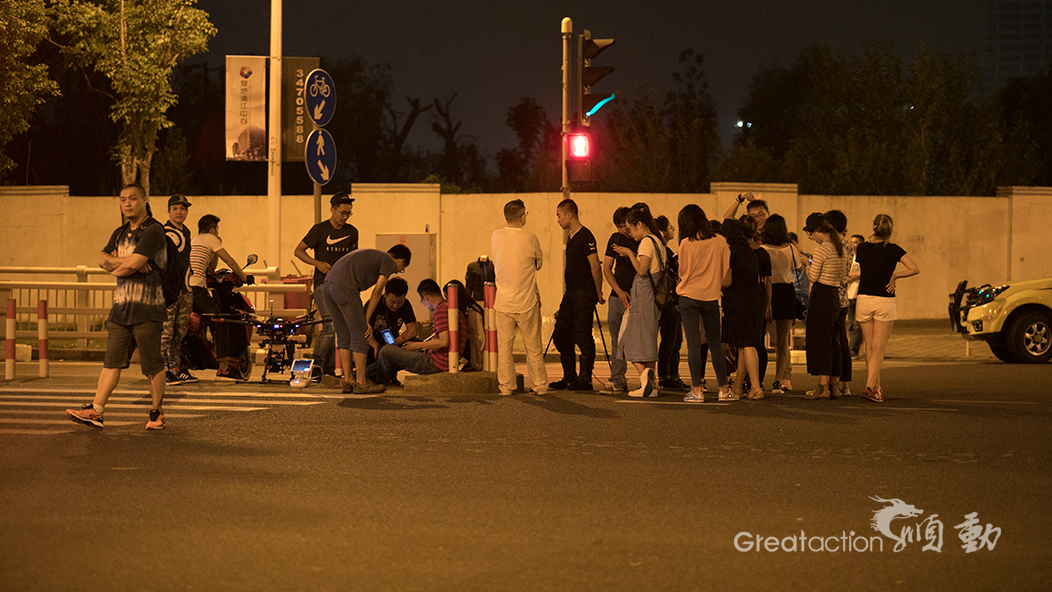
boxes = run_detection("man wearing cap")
[161,194,198,385]
[294,191,359,376]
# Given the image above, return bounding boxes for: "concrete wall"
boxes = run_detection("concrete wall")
[2,184,1050,322]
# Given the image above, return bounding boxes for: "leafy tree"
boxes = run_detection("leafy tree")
[0,0,60,181]
[496,96,557,192]
[995,68,1051,187]
[50,0,216,196]
[663,48,721,192]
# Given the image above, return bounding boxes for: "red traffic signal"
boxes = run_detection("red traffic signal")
[566,133,591,159]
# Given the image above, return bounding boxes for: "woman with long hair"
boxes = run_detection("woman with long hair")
[655,215,687,391]
[611,206,666,398]
[803,214,847,399]
[762,214,804,394]
[851,214,920,402]
[675,205,733,401]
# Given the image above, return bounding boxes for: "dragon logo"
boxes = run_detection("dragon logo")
[870,496,924,552]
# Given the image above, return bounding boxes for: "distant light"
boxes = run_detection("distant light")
[746,122,752,128]
[736,120,744,128]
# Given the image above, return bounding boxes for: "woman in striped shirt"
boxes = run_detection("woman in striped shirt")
[803,214,847,399]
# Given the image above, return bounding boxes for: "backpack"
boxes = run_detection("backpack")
[644,236,679,312]
[161,227,183,307]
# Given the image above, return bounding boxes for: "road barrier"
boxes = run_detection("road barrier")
[447,284,459,373]
[483,282,497,371]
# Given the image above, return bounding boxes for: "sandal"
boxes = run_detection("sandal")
[861,386,884,403]
[746,388,765,400]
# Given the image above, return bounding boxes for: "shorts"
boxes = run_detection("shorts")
[103,321,165,376]
[322,285,370,354]
[770,283,797,320]
[855,294,897,322]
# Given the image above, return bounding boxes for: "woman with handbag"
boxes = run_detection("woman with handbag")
[611,206,666,398]
[675,205,733,402]
[762,214,805,394]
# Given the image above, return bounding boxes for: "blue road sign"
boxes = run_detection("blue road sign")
[304,69,336,126]
[305,129,337,185]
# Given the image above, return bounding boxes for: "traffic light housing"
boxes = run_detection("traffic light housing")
[578,30,615,126]
[565,128,592,183]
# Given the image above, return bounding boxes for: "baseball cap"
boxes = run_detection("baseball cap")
[168,194,192,208]
[330,191,355,207]
[803,212,826,233]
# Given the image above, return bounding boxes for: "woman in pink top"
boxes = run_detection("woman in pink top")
[675,205,733,402]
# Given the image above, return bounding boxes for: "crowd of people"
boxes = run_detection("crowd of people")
[498,193,920,404]
[65,185,920,431]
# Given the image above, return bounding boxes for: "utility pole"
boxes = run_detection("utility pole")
[268,0,283,271]
[561,17,572,201]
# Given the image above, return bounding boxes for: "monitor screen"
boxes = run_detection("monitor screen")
[379,328,396,345]
[291,359,313,373]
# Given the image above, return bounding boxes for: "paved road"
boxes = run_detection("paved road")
[2,355,1050,591]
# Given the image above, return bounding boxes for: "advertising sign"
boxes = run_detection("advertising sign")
[282,57,320,162]
[225,55,267,161]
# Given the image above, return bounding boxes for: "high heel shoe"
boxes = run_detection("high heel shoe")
[746,387,765,400]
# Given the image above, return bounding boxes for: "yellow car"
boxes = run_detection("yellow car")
[950,278,1052,363]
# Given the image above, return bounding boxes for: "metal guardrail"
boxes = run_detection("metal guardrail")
[0,266,311,346]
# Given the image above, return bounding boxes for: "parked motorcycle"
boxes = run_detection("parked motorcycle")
[180,255,258,381]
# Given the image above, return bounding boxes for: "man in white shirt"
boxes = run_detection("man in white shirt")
[490,199,548,395]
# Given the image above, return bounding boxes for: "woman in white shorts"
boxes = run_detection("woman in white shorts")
[851,214,920,402]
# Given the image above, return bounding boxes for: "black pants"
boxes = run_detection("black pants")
[658,305,683,380]
[553,290,596,382]
[805,283,842,377]
[837,306,852,382]
[191,286,229,359]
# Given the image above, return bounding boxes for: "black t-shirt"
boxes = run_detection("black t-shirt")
[604,232,640,295]
[104,218,168,325]
[369,297,418,336]
[855,241,907,297]
[301,221,359,286]
[164,221,192,281]
[754,245,771,281]
[565,227,598,295]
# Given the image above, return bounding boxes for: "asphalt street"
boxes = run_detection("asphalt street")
[1,357,1050,591]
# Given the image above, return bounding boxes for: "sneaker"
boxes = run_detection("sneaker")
[599,381,629,395]
[771,381,784,395]
[165,370,182,386]
[660,377,690,392]
[354,380,386,394]
[175,369,199,384]
[530,388,551,396]
[718,390,740,402]
[66,403,104,428]
[629,369,657,398]
[548,379,572,390]
[841,384,853,397]
[683,391,705,403]
[341,382,356,394]
[780,380,793,393]
[568,379,593,392]
[146,409,165,430]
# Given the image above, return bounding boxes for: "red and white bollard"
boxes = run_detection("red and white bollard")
[447,284,459,373]
[483,282,497,372]
[38,300,49,378]
[5,299,14,380]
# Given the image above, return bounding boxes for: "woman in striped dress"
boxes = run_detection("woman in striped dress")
[803,214,847,399]
[719,218,765,400]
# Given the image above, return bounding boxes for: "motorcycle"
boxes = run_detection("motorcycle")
[180,255,258,381]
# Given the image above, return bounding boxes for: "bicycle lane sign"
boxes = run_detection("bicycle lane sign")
[304,69,336,126]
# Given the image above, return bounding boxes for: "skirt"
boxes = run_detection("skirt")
[771,283,796,320]
[615,273,660,363]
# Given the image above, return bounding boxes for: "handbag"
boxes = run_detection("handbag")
[789,243,807,320]
[644,236,678,312]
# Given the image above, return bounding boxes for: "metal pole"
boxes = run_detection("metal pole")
[38,300,48,378]
[268,0,283,273]
[312,120,322,224]
[5,299,15,380]
[447,284,460,373]
[561,17,572,200]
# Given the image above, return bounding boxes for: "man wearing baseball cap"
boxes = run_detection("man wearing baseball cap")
[294,191,359,376]
[162,194,199,385]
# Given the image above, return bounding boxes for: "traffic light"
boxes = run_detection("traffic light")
[565,128,592,183]
[578,29,615,126]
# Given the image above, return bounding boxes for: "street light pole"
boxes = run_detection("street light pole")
[268,0,283,272]
[561,17,572,201]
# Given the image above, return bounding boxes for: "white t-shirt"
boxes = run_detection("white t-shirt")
[187,232,223,288]
[491,227,543,313]
[637,235,664,275]
[764,243,803,284]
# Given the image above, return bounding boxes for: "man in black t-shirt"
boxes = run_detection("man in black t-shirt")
[598,206,638,394]
[161,194,198,385]
[549,199,605,392]
[66,183,168,431]
[294,191,359,375]
[366,276,418,368]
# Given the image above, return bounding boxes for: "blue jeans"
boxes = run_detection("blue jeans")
[312,283,336,373]
[376,344,439,384]
[678,296,727,388]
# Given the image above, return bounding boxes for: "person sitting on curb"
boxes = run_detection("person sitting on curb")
[373,279,468,385]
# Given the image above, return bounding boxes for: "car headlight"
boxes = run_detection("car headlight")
[974,284,1010,305]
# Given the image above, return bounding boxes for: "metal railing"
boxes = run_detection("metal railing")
[0,266,311,347]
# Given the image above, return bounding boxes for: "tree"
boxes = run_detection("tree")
[496,96,553,191]
[50,0,215,196]
[0,0,60,181]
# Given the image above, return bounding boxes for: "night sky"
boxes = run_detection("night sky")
[198,0,989,157]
